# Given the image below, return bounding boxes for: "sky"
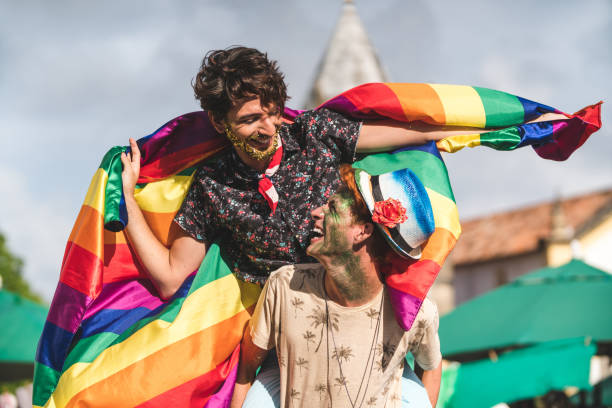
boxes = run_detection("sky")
[1,0,610,302]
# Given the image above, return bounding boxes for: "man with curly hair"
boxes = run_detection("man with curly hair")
[119,46,471,297]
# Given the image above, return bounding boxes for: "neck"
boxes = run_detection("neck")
[322,250,383,307]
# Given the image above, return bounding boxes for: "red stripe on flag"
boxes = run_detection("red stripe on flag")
[59,242,104,298]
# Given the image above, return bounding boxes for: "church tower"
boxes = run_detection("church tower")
[306,0,388,108]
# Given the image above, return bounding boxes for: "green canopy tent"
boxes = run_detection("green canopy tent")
[438,338,596,408]
[439,259,612,361]
[0,289,48,381]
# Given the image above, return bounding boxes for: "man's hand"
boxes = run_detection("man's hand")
[120,138,141,197]
[118,136,206,299]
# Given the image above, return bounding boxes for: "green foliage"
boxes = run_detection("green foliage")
[0,232,43,304]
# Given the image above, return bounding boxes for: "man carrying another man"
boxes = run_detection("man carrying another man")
[231,164,442,408]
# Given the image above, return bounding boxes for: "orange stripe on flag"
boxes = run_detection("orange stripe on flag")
[421,228,458,266]
[68,205,104,260]
[136,344,241,408]
[385,83,446,124]
[141,210,177,247]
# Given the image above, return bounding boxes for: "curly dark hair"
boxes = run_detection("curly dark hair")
[192,46,288,122]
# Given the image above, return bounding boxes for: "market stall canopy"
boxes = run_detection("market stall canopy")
[439,259,612,360]
[438,338,595,408]
[0,289,48,380]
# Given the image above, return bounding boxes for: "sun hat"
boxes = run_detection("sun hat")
[354,167,435,259]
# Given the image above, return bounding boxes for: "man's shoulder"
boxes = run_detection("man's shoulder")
[266,264,324,291]
[416,297,439,329]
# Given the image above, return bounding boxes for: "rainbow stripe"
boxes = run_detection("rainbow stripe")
[34,84,601,407]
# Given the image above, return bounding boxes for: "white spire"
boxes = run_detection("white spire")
[306,1,387,108]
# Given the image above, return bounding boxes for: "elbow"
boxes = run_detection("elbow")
[157,281,182,300]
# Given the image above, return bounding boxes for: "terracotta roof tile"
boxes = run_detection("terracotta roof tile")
[452,189,612,265]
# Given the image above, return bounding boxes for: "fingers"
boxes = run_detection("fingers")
[129,138,141,162]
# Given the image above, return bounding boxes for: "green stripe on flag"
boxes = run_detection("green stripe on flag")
[474,87,525,128]
[353,150,455,202]
[33,362,61,407]
[480,127,523,150]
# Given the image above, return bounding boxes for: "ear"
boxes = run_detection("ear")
[353,222,374,245]
[208,111,225,134]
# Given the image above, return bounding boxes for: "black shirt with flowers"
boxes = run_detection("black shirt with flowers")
[174,109,361,284]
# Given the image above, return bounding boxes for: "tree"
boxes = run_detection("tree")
[0,232,43,304]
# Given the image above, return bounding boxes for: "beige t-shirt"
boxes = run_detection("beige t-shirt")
[250,264,441,408]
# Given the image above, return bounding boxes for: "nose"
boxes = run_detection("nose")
[259,114,280,135]
[311,205,325,220]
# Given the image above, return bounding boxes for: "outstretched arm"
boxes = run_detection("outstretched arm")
[120,138,206,299]
[230,329,269,408]
[356,112,566,152]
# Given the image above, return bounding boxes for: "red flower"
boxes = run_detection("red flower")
[372,198,408,229]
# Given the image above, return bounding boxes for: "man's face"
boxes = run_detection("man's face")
[219,97,282,162]
[307,192,361,260]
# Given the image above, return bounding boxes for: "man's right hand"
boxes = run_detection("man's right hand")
[118,137,207,299]
[120,138,141,197]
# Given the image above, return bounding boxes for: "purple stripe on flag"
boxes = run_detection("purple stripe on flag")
[46,282,91,334]
[386,285,423,331]
[319,95,376,119]
[84,279,164,320]
[204,357,238,408]
[137,112,220,163]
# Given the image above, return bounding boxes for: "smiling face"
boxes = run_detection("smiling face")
[307,191,361,261]
[211,97,282,166]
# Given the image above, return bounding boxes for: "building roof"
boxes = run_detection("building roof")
[452,189,612,265]
[305,0,387,108]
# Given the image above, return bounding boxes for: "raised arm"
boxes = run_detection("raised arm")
[230,328,269,408]
[120,138,206,299]
[356,112,567,152]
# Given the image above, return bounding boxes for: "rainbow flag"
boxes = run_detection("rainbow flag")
[34,83,601,407]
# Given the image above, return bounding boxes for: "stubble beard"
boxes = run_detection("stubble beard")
[320,224,368,302]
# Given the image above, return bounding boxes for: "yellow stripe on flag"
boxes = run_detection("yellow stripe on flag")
[437,133,482,153]
[426,187,461,239]
[430,84,486,127]
[134,174,194,213]
[83,169,108,213]
[48,274,260,408]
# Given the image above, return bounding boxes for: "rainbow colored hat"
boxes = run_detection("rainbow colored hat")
[354,167,435,259]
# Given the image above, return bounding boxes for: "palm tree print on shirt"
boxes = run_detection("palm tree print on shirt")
[331,345,354,363]
[303,330,316,351]
[297,267,318,289]
[375,341,397,371]
[296,357,309,374]
[333,376,348,394]
[307,305,339,352]
[314,383,328,401]
[365,307,380,329]
[291,297,304,318]
[290,388,300,407]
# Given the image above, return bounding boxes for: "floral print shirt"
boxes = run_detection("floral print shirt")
[174,109,361,284]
